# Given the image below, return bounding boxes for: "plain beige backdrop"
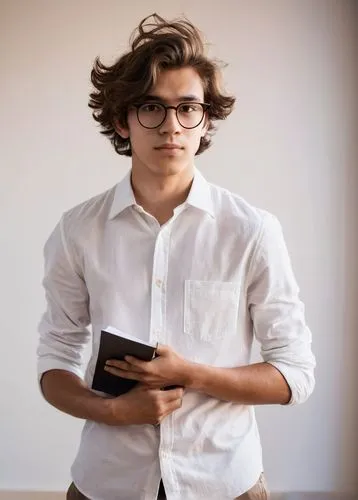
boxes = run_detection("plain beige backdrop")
[0,0,357,497]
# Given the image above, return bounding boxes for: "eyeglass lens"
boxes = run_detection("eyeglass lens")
[137,103,205,129]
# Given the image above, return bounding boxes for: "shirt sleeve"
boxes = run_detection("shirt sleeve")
[37,215,91,386]
[247,212,316,405]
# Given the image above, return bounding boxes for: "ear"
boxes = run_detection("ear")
[114,119,130,139]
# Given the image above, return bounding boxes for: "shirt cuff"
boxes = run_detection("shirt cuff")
[37,359,84,397]
[266,360,315,406]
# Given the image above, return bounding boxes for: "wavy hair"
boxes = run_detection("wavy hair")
[89,13,236,156]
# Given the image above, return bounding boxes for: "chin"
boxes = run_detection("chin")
[150,160,191,177]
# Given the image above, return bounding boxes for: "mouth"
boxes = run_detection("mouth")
[155,144,183,150]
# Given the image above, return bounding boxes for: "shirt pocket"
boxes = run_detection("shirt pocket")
[184,280,240,342]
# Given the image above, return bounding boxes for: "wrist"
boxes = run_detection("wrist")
[86,393,126,426]
[104,396,130,426]
[182,360,205,391]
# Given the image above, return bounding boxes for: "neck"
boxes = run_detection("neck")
[131,165,194,225]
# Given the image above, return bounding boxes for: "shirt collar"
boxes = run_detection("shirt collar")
[185,167,215,218]
[108,167,215,220]
[108,170,136,220]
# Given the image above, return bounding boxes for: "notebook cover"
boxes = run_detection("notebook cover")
[91,330,156,397]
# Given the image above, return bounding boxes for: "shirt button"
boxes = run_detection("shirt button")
[155,278,163,288]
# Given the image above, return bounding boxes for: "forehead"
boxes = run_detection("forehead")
[148,67,205,102]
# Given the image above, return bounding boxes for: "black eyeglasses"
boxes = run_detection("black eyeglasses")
[133,102,210,129]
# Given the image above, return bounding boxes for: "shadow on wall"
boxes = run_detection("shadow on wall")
[338,1,358,494]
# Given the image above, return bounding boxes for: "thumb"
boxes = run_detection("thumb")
[155,344,169,356]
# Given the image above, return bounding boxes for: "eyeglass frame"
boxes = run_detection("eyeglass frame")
[132,101,211,130]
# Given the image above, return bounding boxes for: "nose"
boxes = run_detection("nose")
[158,108,181,135]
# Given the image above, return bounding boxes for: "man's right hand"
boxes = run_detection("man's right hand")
[108,384,184,426]
[109,384,184,425]
[40,370,184,427]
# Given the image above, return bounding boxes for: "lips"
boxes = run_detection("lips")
[155,144,183,150]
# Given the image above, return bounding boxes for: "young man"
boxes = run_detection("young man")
[37,13,315,500]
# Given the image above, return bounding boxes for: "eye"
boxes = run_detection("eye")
[140,103,162,113]
[179,103,201,113]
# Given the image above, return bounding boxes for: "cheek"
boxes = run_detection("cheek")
[187,129,204,150]
[127,113,147,139]
[127,122,152,151]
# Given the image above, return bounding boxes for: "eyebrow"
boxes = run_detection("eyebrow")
[142,94,203,103]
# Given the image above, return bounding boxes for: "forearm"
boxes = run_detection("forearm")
[41,369,119,425]
[185,361,291,405]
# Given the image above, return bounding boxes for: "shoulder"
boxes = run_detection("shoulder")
[207,180,279,239]
[60,185,117,240]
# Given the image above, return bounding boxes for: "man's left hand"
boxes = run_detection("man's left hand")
[104,344,192,389]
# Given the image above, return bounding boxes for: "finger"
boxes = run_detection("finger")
[167,386,184,397]
[137,382,162,391]
[145,381,164,389]
[132,383,163,394]
[123,356,150,369]
[105,360,143,373]
[104,366,143,381]
[162,387,184,402]
[162,398,183,419]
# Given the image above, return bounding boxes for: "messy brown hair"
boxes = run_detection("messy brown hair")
[89,13,236,156]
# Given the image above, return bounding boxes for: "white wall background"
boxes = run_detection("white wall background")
[1,0,357,495]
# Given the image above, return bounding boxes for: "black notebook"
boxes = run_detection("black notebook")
[91,326,157,397]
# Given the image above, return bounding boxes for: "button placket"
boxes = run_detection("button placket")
[149,228,169,346]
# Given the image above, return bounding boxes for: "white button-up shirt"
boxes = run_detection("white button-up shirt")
[37,168,315,500]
